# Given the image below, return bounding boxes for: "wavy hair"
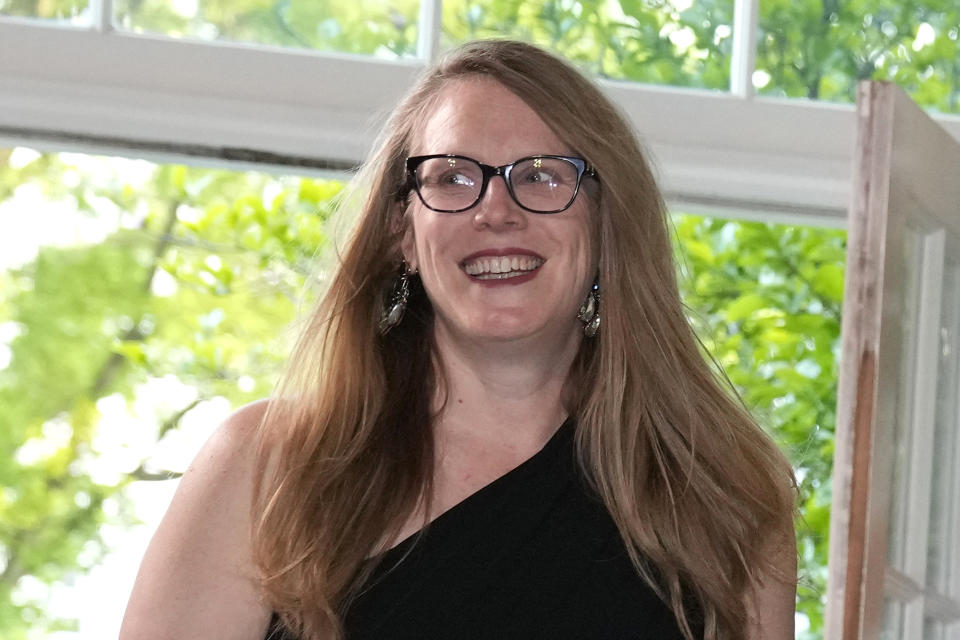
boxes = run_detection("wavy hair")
[253,39,796,640]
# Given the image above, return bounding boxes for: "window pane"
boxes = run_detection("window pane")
[880,597,904,640]
[442,0,734,90]
[113,0,421,57]
[927,260,960,593]
[886,226,924,573]
[923,614,945,640]
[0,0,88,20]
[671,214,845,640]
[0,146,342,636]
[757,0,960,115]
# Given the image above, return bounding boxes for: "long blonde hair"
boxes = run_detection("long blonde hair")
[253,39,796,640]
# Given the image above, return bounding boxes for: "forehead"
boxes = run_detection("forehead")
[412,78,571,162]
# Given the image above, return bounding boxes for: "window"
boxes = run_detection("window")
[114,0,422,57]
[1,145,843,638]
[2,3,959,639]
[825,82,960,640]
[0,147,338,637]
[758,0,960,115]
[441,0,734,89]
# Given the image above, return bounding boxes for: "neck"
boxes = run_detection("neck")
[429,320,582,451]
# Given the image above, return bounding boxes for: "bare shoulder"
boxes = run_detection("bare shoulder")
[193,399,269,471]
[745,518,798,640]
[120,399,273,640]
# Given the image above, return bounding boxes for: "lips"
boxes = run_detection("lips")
[460,250,544,281]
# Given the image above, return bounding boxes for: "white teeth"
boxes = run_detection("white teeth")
[462,254,543,278]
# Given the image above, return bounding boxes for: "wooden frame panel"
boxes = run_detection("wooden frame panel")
[826,81,960,640]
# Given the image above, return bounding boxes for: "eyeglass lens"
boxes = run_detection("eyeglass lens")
[414,157,580,213]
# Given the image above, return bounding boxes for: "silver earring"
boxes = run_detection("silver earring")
[378,264,411,335]
[577,280,600,338]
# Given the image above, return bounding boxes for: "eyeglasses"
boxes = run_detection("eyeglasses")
[405,154,597,214]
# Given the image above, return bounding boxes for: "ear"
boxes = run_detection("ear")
[400,212,418,273]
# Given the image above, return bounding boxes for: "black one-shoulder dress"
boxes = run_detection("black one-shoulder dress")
[265,420,689,639]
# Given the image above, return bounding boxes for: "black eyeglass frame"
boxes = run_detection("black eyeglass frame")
[405,154,597,214]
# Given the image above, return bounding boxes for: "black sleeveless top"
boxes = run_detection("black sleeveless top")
[265,420,689,639]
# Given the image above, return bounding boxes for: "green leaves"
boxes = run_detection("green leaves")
[5,2,958,637]
[724,292,769,323]
[812,263,845,302]
[673,213,845,638]
[1,145,849,638]
[443,0,733,88]
[112,0,422,57]
[0,149,341,635]
[757,0,960,113]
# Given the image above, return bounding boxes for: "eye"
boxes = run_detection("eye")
[416,158,480,189]
[438,171,476,187]
[513,160,568,188]
[521,169,559,185]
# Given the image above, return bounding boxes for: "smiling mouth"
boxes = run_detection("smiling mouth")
[462,255,544,280]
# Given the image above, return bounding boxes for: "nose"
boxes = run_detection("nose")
[472,175,525,230]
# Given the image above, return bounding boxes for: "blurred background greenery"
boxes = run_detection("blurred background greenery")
[1,0,957,638]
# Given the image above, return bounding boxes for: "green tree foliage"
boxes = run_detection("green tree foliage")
[443,0,960,111]
[1,1,957,638]
[442,0,733,88]
[114,0,421,57]
[1,153,842,640]
[758,0,960,112]
[17,0,955,111]
[0,0,87,19]
[0,150,339,637]
[673,216,843,638]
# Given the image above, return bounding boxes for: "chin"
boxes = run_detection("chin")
[453,312,576,344]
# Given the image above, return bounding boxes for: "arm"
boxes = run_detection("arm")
[120,400,272,640]
[745,522,798,640]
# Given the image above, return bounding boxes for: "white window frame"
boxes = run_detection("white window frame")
[1,0,959,228]
[824,80,960,640]
[5,5,960,638]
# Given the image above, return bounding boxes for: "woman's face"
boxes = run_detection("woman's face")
[402,78,596,346]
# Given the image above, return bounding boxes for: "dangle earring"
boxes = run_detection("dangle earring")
[378,262,412,335]
[577,279,601,338]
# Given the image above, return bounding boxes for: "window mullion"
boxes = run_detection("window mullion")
[950,323,960,605]
[886,567,924,602]
[901,230,947,639]
[730,0,758,98]
[418,0,443,61]
[88,0,114,33]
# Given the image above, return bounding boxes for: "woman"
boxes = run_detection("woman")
[120,40,797,640]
